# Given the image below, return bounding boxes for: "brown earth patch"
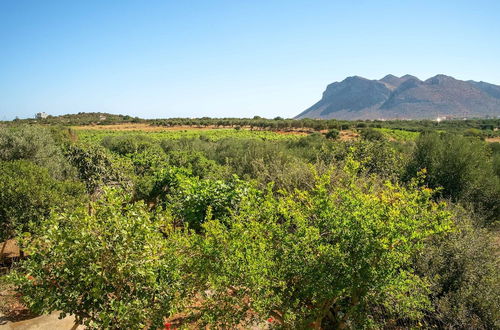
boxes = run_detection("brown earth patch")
[0,280,35,324]
[486,137,500,143]
[1,241,21,261]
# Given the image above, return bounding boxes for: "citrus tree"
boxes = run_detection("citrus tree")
[192,163,452,328]
[10,190,192,329]
[0,160,84,241]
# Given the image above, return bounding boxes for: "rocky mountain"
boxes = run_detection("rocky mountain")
[296,75,500,120]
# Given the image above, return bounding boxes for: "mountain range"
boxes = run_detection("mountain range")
[296,74,500,120]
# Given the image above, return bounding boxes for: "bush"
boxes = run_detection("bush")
[415,208,499,329]
[10,190,190,329]
[346,140,407,179]
[102,134,154,155]
[165,150,229,179]
[191,163,452,328]
[66,144,131,195]
[0,161,85,241]
[360,128,385,141]
[405,132,500,224]
[325,129,340,140]
[0,125,74,179]
[490,142,500,178]
[165,175,258,231]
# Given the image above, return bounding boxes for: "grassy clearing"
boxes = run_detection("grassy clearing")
[74,127,304,144]
[375,128,420,141]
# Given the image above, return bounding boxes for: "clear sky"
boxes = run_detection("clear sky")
[1,0,499,120]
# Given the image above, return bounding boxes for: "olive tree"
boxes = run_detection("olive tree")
[405,132,500,224]
[0,125,74,179]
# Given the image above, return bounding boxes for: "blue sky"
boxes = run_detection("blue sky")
[1,0,499,120]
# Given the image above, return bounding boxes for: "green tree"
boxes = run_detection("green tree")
[66,143,131,195]
[191,163,452,328]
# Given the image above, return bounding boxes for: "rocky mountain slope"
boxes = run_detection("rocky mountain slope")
[296,75,500,120]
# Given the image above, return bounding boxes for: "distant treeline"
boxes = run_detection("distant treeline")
[151,116,500,135]
[5,112,500,137]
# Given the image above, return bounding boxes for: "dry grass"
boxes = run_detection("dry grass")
[486,137,500,143]
[339,130,359,141]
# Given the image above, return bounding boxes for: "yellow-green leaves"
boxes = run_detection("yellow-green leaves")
[191,171,453,328]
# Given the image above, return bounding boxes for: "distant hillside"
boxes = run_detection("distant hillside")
[296,75,500,120]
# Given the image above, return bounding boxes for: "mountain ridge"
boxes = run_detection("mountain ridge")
[296,75,500,120]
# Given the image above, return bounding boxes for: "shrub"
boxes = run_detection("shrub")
[102,134,154,155]
[10,190,190,329]
[0,161,85,241]
[490,142,500,178]
[360,128,385,141]
[405,132,500,224]
[415,208,500,329]
[66,144,131,195]
[325,129,340,140]
[166,175,258,231]
[191,163,452,328]
[0,125,74,179]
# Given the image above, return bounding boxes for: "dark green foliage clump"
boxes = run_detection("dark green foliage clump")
[66,143,131,195]
[0,161,85,241]
[360,127,385,141]
[325,128,340,140]
[0,126,75,179]
[102,134,154,155]
[405,132,500,224]
[415,209,499,329]
[490,142,500,178]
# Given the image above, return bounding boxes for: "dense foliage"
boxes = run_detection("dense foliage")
[2,120,498,329]
[405,132,500,224]
[0,125,75,179]
[191,167,452,328]
[11,191,189,329]
[0,161,84,241]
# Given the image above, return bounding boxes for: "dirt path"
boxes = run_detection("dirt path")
[0,312,83,330]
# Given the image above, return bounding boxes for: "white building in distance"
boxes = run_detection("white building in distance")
[35,112,49,119]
